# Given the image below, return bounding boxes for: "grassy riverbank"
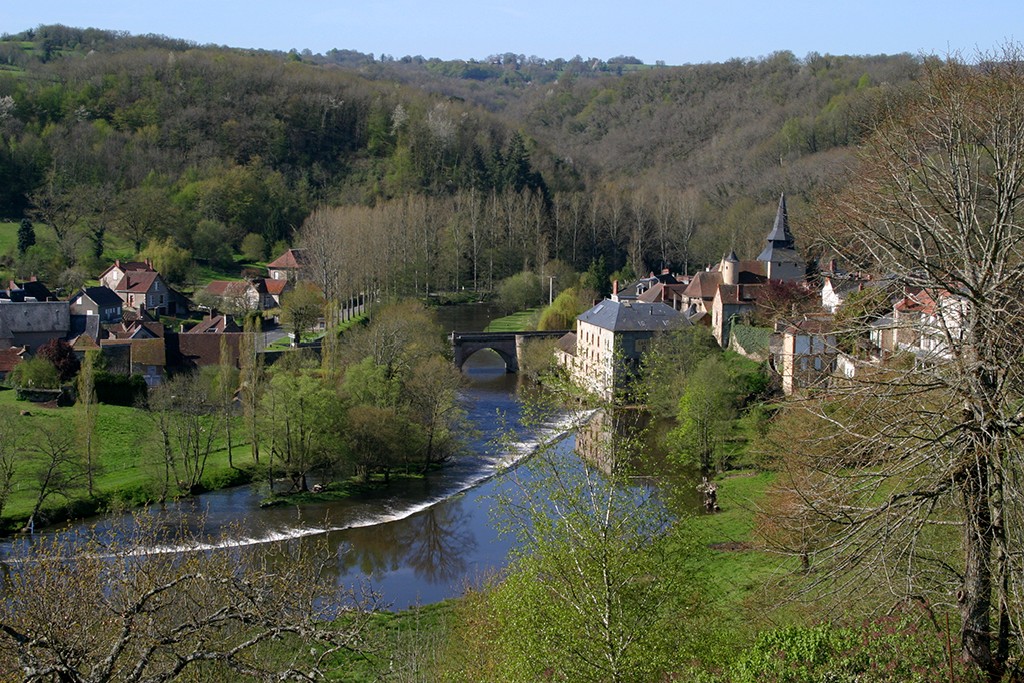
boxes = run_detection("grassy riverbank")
[0,388,251,534]
[313,469,785,680]
[484,308,539,331]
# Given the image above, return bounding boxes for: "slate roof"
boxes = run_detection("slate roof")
[69,314,102,343]
[577,299,685,332]
[79,286,123,308]
[556,332,577,355]
[757,193,802,263]
[8,279,54,301]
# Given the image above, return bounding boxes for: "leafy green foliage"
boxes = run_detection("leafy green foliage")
[670,356,735,471]
[8,356,59,389]
[496,270,543,313]
[639,326,720,417]
[537,285,589,330]
[477,450,713,682]
[16,218,34,254]
[728,614,978,683]
[140,237,192,286]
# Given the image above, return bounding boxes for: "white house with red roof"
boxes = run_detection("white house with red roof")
[99,259,154,291]
[891,289,965,361]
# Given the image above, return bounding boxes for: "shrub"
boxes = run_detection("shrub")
[7,357,60,389]
[94,372,148,406]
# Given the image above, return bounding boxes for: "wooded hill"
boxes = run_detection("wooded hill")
[0,25,923,288]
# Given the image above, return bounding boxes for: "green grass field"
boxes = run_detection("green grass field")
[484,308,539,332]
[0,388,251,532]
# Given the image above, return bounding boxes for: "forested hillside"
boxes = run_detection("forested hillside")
[0,25,922,294]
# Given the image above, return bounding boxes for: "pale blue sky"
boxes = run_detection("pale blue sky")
[2,1,1018,65]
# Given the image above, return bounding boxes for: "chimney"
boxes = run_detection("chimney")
[829,258,837,273]
[612,280,618,296]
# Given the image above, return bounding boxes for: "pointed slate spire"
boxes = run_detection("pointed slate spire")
[758,193,798,262]
[724,250,739,263]
[765,193,794,246]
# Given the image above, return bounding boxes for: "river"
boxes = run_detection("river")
[1,303,697,610]
[0,302,582,610]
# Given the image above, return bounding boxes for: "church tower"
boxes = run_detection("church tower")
[757,193,805,282]
[721,250,739,286]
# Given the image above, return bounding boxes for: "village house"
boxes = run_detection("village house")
[3,278,55,302]
[566,298,686,401]
[0,298,70,350]
[774,317,838,395]
[676,194,808,348]
[890,288,965,362]
[185,314,241,334]
[98,337,167,387]
[611,269,683,302]
[99,260,187,316]
[202,278,291,313]
[70,286,124,324]
[111,270,173,315]
[166,332,242,371]
[99,259,154,290]
[266,248,310,281]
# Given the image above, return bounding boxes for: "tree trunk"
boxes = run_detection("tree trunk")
[958,461,1002,681]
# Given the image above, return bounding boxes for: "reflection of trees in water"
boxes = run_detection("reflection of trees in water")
[334,503,475,584]
[398,504,474,583]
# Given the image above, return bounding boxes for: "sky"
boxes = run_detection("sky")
[2,1,1019,65]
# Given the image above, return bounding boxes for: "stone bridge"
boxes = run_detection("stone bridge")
[450,330,570,373]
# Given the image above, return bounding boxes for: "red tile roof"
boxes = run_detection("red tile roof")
[121,271,161,293]
[266,248,310,270]
[99,259,154,280]
[264,278,288,295]
[0,346,26,374]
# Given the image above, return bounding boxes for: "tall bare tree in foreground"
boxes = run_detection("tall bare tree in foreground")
[773,50,1024,681]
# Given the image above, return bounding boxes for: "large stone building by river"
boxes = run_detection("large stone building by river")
[561,298,686,401]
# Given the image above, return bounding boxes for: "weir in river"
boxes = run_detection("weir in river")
[0,304,580,610]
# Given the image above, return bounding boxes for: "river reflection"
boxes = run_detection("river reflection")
[338,503,475,583]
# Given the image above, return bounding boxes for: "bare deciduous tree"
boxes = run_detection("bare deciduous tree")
[772,51,1024,681]
[0,517,379,682]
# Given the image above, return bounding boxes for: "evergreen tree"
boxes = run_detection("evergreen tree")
[17,218,35,255]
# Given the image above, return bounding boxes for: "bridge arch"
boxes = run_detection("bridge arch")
[457,345,517,372]
[450,330,570,374]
